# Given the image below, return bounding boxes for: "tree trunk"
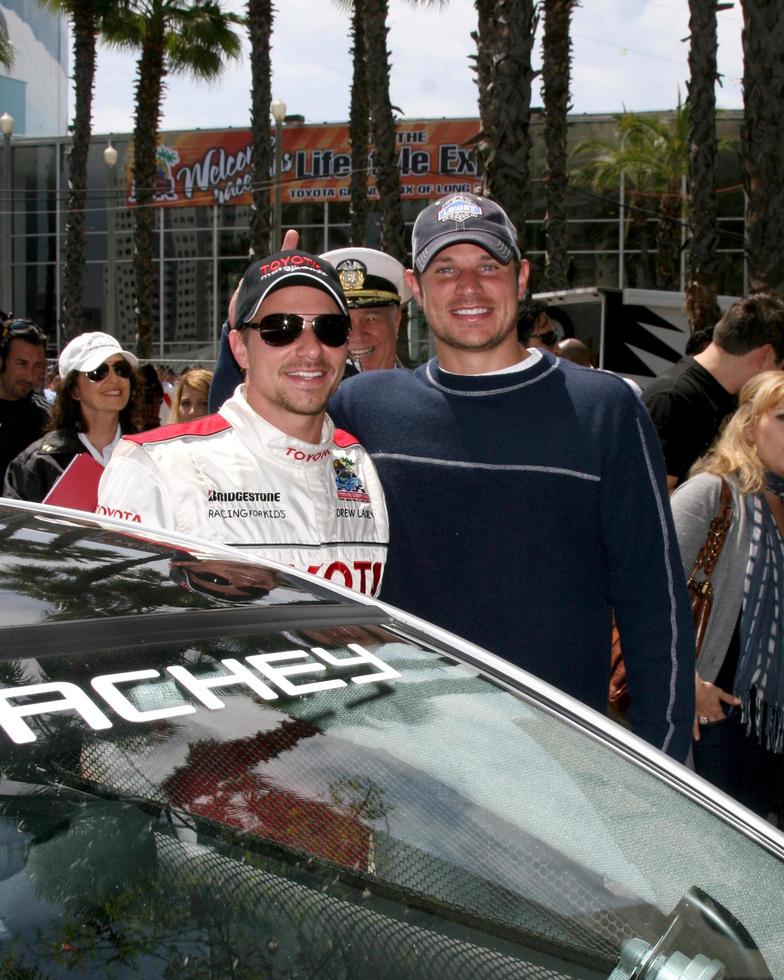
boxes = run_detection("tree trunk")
[247,0,273,256]
[470,0,494,183]
[61,0,97,343]
[627,191,655,289]
[349,0,369,245]
[686,0,723,330]
[656,181,682,291]
[473,0,538,250]
[132,19,166,360]
[541,0,575,291]
[741,0,784,294]
[364,0,405,265]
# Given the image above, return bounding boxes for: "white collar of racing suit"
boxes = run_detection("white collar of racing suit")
[219,384,337,464]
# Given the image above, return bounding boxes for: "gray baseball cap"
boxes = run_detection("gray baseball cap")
[412,192,521,273]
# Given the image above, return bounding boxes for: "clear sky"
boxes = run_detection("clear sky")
[89,0,744,136]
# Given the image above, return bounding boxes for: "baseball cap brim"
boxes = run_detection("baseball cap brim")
[79,348,138,374]
[414,230,517,273]
[234,251,349,328]
[237,272,347,325]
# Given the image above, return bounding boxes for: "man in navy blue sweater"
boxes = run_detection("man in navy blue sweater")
[329,193,695,761]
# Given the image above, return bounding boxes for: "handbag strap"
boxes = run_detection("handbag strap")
[689,477,733,583]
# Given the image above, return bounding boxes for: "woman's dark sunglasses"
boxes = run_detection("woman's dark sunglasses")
[84,360,133,382]
[241,313,351,348]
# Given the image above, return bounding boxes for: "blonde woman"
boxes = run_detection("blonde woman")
[168,368,213,424]
[671,370,784,816]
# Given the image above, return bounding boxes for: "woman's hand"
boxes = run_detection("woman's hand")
[693,669,741,740]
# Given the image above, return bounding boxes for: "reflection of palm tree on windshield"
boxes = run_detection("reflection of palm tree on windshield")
[163,716,373,870]
[0,528,214,619]
[2,795,273,978]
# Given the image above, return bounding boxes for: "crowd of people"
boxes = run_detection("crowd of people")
[2,191,784,821]
[0,324,213,502]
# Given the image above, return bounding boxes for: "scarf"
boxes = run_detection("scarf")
[737,472,784,752]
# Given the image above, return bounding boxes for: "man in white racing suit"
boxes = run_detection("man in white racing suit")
[97,248,388,597]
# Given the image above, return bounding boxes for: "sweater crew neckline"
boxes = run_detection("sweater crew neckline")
[425,351,558,395]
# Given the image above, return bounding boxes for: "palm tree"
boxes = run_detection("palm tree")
[638,108,689,291]
[541,0,578,292]
[43,0,116,343]
[472,0,538,249]
[741,0,784,294]
[105,0,242,359]
[572,121,656,289]
[348,0,369,245]
[0,16,13,71]
[363,1,405,264]
[685,1,729,332]
[335,0,446,253]
[247,0,273,256]
[572,106,690,291]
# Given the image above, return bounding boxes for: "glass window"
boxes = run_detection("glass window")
[623,253,662,290]
[526,252,545,286]
[218,257,249,307]
[281,201,325,227]
[80,230,110,263]
[218,204,251,230]
[0,624,781,978]
[717,218,744,253]
[324,201,350,225]
[159,257,215,346]
[568,183,620,220]
[623,216,658,252]
[323,225,351,251]
[13,144,57,241]
[218,228,251,258]
[80,260,112,333]
[717,252,746,298]
[567,221,621,252]
[162,206,212,233]
[297,225,329,254]
[13,260,56,333]
[524,222,545,251]
[163,223,214,261]
[564,252,619,289]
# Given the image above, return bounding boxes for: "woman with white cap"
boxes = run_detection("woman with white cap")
[3,331,143,503]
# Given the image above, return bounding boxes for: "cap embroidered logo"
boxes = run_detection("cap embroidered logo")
[437,195,483,224]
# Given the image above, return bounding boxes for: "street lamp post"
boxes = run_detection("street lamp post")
[1,112,14,313]
[271,98,286,251]
[103,141,118,337]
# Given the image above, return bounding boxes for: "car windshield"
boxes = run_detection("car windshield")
[0,507,781,979]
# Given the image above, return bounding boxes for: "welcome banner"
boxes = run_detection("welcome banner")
[125,118,483,208]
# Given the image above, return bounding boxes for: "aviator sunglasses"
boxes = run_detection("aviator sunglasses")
[241,313,351,348]
[84,359,133,382]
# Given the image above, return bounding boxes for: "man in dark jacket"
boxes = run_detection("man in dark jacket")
[0,318,49,486]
